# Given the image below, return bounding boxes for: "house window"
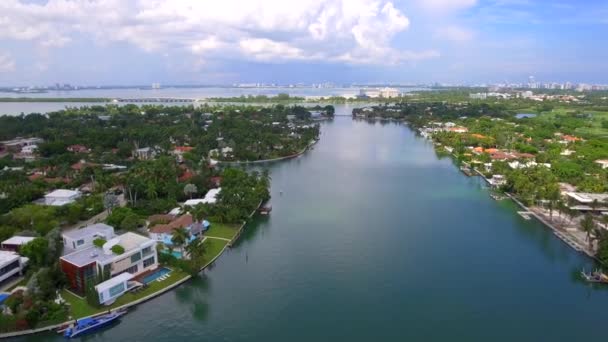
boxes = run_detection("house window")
[143,256,155,268]
[108,283,125,297]
[124,264,138,274]
[130,252,141,263]
[0,260,19,276]
[98,292,104,303]
[76,239,84,246]
[142,246,152,256]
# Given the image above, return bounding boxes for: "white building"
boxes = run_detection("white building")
[95,272,135,305]
[0,251,28,284]
[379,87,400,98]
[1,236,35,252]
[43,189,82,206]
[62,223,115,253]
[184,188,221,206]
[61,232,158,295]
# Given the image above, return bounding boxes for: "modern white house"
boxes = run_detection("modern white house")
[184,188,221,207]
[1,236,35,252]
[43,189,82,206]
[0,251,28,284]
[62,223,115,253]
[95,272,134,305]
[60,232,158,295]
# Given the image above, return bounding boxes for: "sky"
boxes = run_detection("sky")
[0,0,607,86]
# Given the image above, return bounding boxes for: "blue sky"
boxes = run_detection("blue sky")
[0,0,607,86]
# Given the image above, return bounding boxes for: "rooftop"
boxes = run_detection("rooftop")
[565,192,608,204]
[45,189,81,198]
[0,251,20,264]
[95,272,134,293]
[150,214,193,234]
[1,236,35,246]
[61,232,152,267]
[62,223,115,241]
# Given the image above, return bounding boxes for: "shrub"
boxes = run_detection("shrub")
[93,238,106,247]
[111,244,125,255]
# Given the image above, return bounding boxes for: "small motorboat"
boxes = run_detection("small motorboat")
[581,269,608,284]
[64,309,127,338]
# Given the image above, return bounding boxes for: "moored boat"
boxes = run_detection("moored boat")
[581,269,608,284]
[63,309,127,338]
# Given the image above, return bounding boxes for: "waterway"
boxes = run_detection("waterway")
[10,105,608,341]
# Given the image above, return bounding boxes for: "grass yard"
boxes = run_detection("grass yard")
[62,268,190,319]
[205,222,240,240]
[200,238,228,266]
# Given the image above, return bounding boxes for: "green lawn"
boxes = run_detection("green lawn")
[200,238,228,266]
[205,222,240,240]
[62,268,190,319]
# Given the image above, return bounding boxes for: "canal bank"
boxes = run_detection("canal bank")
[11,113,608,342]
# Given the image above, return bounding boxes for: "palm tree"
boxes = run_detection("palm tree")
[185,237,207,264]
[183,183,198,199]
[171,227,189,254]
[580,214,596,248]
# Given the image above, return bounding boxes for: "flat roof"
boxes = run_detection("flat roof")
[61,246,114,267]
[117,232,152,251]
[566,192,608,204]
[62,223,114,240]
[45,189,81,198]
[0,251,20,265]
[95,272,134,293]
[61,232,153,267]
[1,236,35,246]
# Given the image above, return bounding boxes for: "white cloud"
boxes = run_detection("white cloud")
[0,0,438,66]
[417,0,477,13]
[0,53,16,72]
[435,26,475,42]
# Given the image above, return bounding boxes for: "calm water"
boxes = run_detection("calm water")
[0,87,425,116]
[12,106,608,341]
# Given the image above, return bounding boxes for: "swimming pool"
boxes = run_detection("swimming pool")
[141,267,172,284]
[161,250,183,259]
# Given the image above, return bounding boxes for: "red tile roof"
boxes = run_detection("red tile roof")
[150,214,193,234]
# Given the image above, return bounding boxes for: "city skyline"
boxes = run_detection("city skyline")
[0,0,607,86]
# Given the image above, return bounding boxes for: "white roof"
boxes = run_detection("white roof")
[95,272,134,293]
[2,236,35,246]
[45,189,81,198]
[184,188,221,206]
[0,250,20,264]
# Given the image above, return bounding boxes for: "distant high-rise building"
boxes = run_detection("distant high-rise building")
[151,83,161,89]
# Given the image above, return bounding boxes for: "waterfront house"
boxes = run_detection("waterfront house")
[60,232,157,295]
[43,189,82,206]
[94,272,135,306]
[62,223,115,253]
[184,188,221,207]
[149,214,209,246]
[488,175,506,188]
[564,192,608,212]
[1,236,35,252]
[0,251,28,286]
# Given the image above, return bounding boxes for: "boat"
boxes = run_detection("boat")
[63,309,127,338]
[581,269,608,284]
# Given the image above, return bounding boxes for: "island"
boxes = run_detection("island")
[0,103,329,335]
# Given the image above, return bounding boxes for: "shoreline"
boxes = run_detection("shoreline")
[215,139,318,166]
[0,201,265,339]
[471,166,598,261]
